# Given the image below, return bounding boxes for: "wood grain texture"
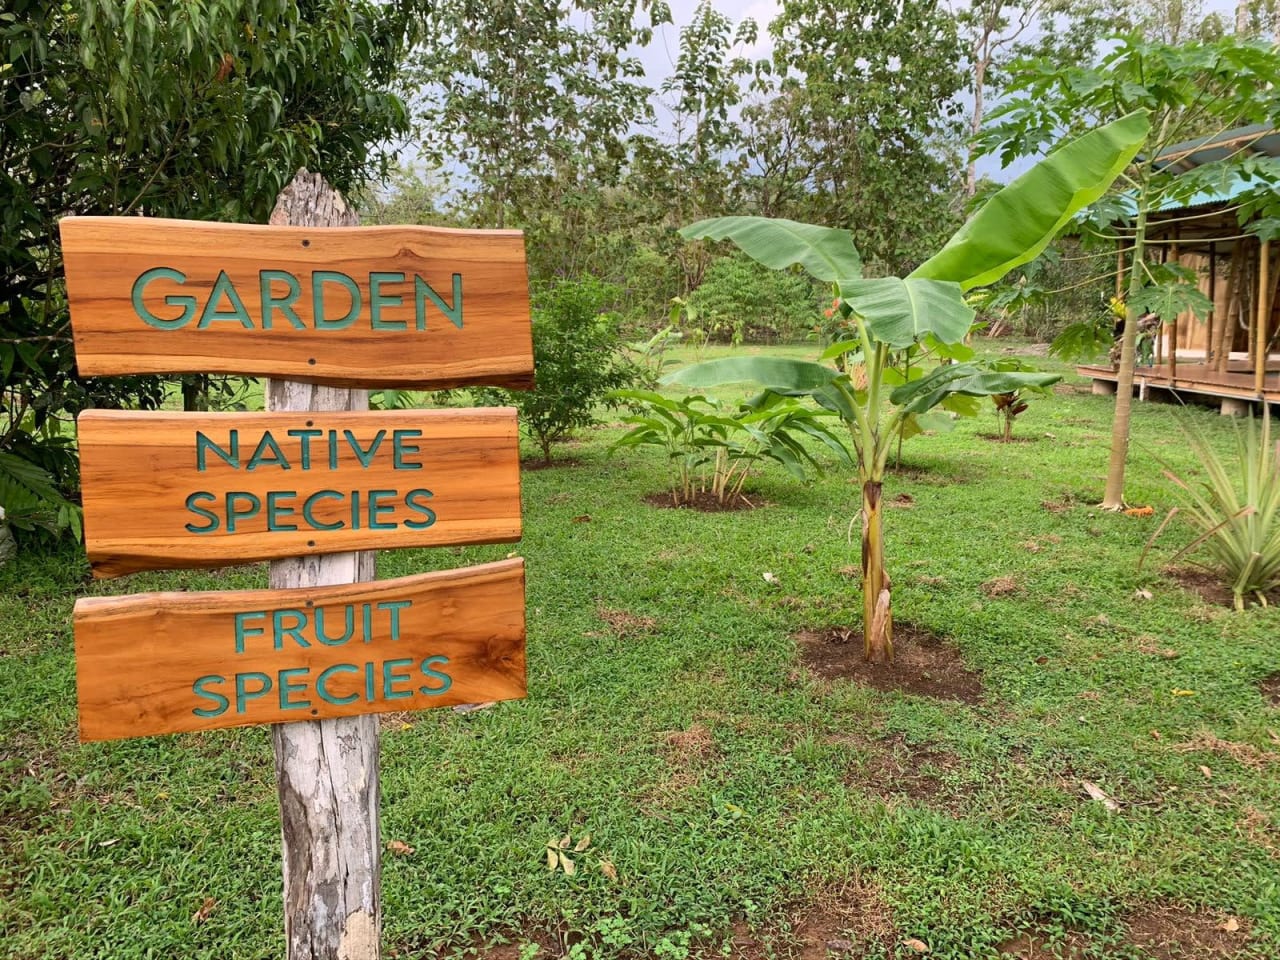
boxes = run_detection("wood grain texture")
[59,215,533,389]
[77,407,522,578]
[73,558,526,741]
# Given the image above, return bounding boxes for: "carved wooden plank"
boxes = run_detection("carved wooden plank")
[77,407,521,578]
[59,215,533,389]
[74,559,526,742]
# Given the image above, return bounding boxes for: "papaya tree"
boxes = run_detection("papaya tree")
[665,112,1150,662]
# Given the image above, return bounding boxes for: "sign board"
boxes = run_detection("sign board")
[74,558,526,741]
[59,216,534,389]
[78,408,522,578]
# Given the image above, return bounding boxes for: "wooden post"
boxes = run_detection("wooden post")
[1169,230,1179,381]
[1206,242,1217,366]
[1258,238,1271,397]
[266,171,381,960]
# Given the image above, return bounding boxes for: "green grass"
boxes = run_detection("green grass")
[2,341,1279,959]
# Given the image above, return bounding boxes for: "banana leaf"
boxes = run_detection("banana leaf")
[678,216,862,281]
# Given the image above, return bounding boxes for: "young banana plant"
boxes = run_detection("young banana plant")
[665,112,1150,661]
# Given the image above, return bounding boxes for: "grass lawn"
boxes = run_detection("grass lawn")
[2,341,1279,959]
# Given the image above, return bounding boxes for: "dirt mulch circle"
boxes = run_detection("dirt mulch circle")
[642,491,765,512]
[1162,565,1280,609]
[977,432,1039,443]
[1260,674,1280,708]
[995,905,1251,960]
[795,623,983,703]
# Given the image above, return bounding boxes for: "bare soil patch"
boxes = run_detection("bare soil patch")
[795,623,983,703]
[840,732,968,809]
[520,456,584,471]
[981,575,1021,598]
[977,432,1039,443]
[642,491,764,512]
[718,879,898,960]
[997,930,1092,959]
[1162,565,1280,608]
[595,606,657,638]
[1123,904,1251,959]
[1259,673,1280,708]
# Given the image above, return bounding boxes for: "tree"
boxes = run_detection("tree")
[670,113,1147,661]
[408,0,662,231]
[1,0,423,538]
[748,0,968,272]
[980,35,1280,509]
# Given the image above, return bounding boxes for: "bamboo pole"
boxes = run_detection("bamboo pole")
[266,170,381,960]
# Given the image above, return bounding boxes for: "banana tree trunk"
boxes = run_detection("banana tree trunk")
[1102,205,1149,510]
[861,480,893,662]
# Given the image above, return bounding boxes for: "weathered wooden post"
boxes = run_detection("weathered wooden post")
[266,171,380,960]
[61,171,535,958]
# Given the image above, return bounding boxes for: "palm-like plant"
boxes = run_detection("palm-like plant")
[666,112,1150,661]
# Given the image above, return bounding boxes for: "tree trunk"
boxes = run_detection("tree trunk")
[1102,205,1149,510]
[266,170,381,960]
[860,480,893,662]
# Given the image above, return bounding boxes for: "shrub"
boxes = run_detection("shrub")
[475,277,641,464]
[686,253,820,344]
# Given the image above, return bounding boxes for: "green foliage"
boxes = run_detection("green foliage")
[1,0,423,535]
[686,254,819,344]
[610,389,849,506]
[476,278,642,464]
[1152,410,1280,610]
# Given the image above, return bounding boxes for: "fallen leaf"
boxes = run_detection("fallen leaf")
[1199,764,1212,779]
[1268,729,1280,745]
[98,839,119,848]
[559,835,571,849]
[1133,588,1153,600]
[571,514,591,523]
[763,572,779,585]
[560,854,576,876]
[902,938,930,953]
[546,841,558,871]
[1171,689,1197,697]
[1220,916,1241,933]
[1035,655,1049,665]
[600,859,618,881]
[453,701,496,714]
[1081,780,1119,812]
[387,840,415,856]
[191,897,217,925]
[1150,729,1162,740]
[574,834,592,852]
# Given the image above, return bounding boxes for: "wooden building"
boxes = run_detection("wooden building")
[1078,123,1280,414]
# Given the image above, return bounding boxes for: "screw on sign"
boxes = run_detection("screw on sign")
[60,170,534,960]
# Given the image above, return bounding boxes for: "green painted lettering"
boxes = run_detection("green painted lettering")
[266,490,298,531]
[392,430,423,470]
[278,667,312,710]
[343,429,384,468]
[225,491,261,532]
[382,657,414,700]
[234,672,273,713]
[367,489,398,530]
[414,273,463,329]
[302,490,345,530]
[313,271,361,329]
[195,430,238,471]
[192,675,229,717]
[369,271,407,330]
[234,611,266,654]
[287,428,323,469]
[317,664,359,705]
[184,491,220,533]
[404,489,436,530]
[380,600,411,642]
[272,608,309,650]
[133,267,195,329]
[259,270,305,330]
[247,432,290,471]
[315,605,354,646]
[197,271,253,329]
[419,656,452,695]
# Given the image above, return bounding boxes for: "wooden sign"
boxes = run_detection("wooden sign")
[59,216,534,389]
[74,558,526,741]
[78,408,522,578]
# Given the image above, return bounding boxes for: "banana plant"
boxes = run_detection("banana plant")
[665,112,1150,662]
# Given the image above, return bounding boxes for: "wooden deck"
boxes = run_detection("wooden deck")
[1078,359,1280,413]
